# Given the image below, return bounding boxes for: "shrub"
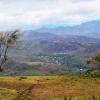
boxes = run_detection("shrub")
[94,54,100,62]
[84,70,100,77]
[21,96,30,100]
[86,60,91,64]
[18,76,27,80]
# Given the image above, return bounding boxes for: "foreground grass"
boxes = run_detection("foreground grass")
[0,88,17,100]
[0,75,100,99]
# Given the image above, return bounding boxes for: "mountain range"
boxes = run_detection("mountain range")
[1,20,100,75]
[35,20,100,38]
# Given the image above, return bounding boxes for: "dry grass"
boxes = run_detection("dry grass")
[0,75,100,99]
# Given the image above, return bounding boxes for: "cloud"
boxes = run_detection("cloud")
[71,0,94,3]
[0,0,100,30]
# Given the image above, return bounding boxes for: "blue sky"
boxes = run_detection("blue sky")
[0,0,100,30]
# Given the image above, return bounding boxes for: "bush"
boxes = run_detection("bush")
[94,54,100,62]
[21,96,30,100]
[84,70,100,77]
[18,76,27,80]
[86,60,91,64]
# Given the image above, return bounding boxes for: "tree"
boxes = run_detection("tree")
[0,30,19,71]
[85,53,100,69]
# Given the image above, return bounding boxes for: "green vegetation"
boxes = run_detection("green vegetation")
[18,76,27,80]
[94,54,100,62]
[21,96,30,100]
[38,54,79,66]
[84,70,100,77]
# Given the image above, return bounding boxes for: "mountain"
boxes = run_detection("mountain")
[21,30,59,41]
[1,20,100,75]
[9,30,100,56]
[36,20,100,38]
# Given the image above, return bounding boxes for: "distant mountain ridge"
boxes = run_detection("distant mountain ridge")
[9,20,100,56]
[35,20,100,38]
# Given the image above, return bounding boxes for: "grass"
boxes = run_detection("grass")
[0,88,17,100]
[0,75,100,99]
[34,95,100,100]
[24,61,44,65]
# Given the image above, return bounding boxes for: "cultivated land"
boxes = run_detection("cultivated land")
[0,75,100,100]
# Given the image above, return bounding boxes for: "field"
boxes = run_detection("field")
[0,75,100,100]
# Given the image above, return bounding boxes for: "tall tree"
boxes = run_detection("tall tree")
[0,30,19,71]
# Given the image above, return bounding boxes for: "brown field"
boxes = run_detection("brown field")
[0,75,100,100]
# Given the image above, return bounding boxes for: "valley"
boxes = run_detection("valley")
[0,0,100,99]
[1,27,99,75]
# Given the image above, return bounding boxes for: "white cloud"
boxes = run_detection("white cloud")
[0,0,100,30]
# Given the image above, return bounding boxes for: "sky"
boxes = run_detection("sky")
[0,0,100,30]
